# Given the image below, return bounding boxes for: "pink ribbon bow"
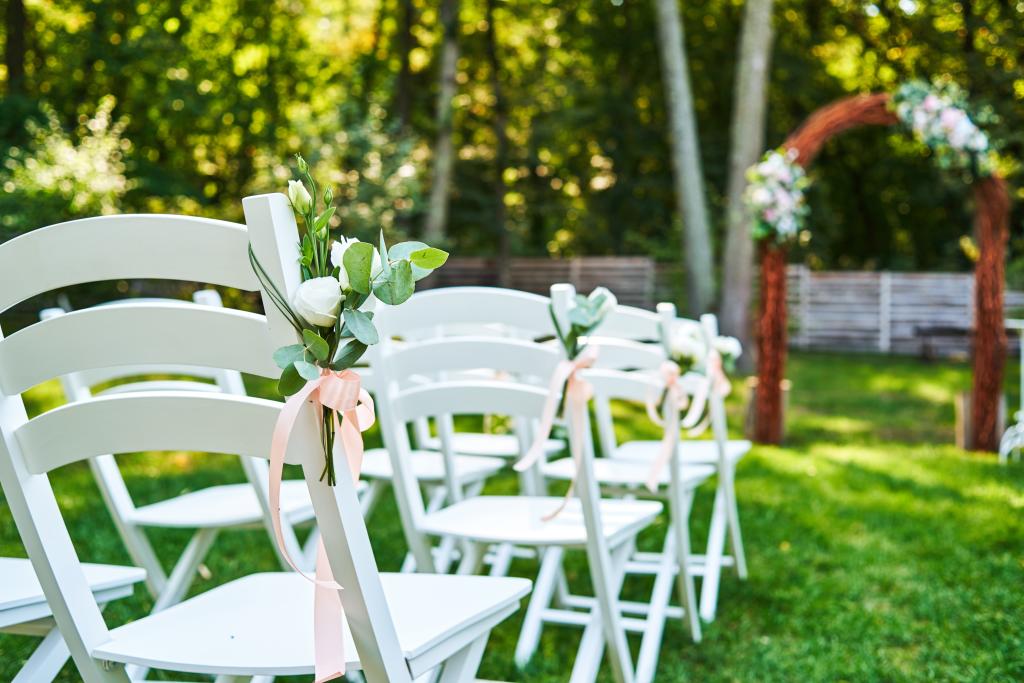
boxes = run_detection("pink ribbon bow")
[514,346,599,521]
[644,350,732,492]
[269,368,375,683]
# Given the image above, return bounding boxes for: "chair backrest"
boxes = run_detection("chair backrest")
[38,289,307,572]
[0,196,411,682]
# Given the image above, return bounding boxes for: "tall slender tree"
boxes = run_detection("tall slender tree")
[652,0,714,316]
[424,0,460,244]
[485,0,511,286]
[5,0,27,95]
[720,0,775,371]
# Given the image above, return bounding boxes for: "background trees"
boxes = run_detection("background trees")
[1,0,1021,295]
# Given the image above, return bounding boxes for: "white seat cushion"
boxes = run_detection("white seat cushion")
[419,432,564,458]
[0,558,145,626]
[126,479,319,529]
[541,457,715,490]
[613,439,752,467]
[92,572,530,676]
[360,448,505,483]
[419,496,662,547]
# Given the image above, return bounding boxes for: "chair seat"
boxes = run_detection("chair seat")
[419,432,564,459]
[540,457,715,490]
[92,572,531,677]
[419,496,662,547]
[0,558,145,629]
[126,480,319,529]
[361,448,505,484]
[613,439,752,467]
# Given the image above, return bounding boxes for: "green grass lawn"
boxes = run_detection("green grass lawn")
[2,352,1023,681]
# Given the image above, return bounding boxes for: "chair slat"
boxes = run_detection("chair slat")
[0,215,257,313]
[375,287,554,338]
[382,337,561,381]
[391,380,550,423]
[14,392,318,474]
[0,302,278,394]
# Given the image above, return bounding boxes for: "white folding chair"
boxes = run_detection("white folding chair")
[1,557,145,682]
[376,334,663,683]
[38,290,322,615]
[539,337,713,681]
[597,302,751,622]
[0,194,530,682]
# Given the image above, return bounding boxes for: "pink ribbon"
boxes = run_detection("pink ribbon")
[514,346,599,521]
[269,368,375,683]
[644,351,731,492]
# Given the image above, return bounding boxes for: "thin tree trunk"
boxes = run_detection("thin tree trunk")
[720,0,775,372]
[5,0,27,95]
[485,0,511,286]
[424,0,460,244]
[394,0,415,128]
[652,0,714,316]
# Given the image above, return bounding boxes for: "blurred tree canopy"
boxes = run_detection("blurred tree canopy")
[0,0,1021,278]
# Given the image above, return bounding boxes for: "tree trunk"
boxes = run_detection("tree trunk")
[720,0,775,372]
[652,0,714,316]
[755,242,786,444]
[970,175,1009,451]
[423,0,460,244]
[394,0,415,129]
[484,0,511,286]
[5,0,27,95]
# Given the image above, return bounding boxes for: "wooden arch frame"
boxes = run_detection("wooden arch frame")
[753,93,1011,451]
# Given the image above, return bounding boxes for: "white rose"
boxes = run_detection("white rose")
[750,186,772,207]
[331,237,383,290]
[292,277,343,327]
[669,324,706,362]
[714,335,743,360]
[288,180,313,214]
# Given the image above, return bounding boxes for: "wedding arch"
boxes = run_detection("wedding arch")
[749,87,1011,451]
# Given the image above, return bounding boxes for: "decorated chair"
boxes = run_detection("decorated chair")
[589,300,750,623]
[375,331,663,683]
[0,195,530,682]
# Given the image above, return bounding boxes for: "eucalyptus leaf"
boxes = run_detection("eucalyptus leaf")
[273,344,306,370]
[387,241,429,261]
[331,340,368,370]
[409,247,449,270]
[373,259,415,305]
[343,308,379,345]
[343,241,374,294]
[278,364,306,397]
[302,329,330,362]
[378,230,391,277]
[293,360,321,381]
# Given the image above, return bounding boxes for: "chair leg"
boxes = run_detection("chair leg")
[672,493,703,643]
[723,476,748,580]
[488,542,515,577]
[456,542,486,575]
[633,530,677,683]
[437,631,490,683]
[12,627,70,683]
[569,540,633,683]
[120,521,169,599]
[360,479,388,518]
[152,527,219,612]
[301,524,322,572]
[514,545,563,668]
[698,487,728,623]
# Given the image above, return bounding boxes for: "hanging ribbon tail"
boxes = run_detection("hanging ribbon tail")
[645,362,683,492]
[268,368,374,683]
[513,359,575,473]
[543,377,593,521]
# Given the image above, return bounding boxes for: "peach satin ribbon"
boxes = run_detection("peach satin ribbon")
[514,346,599,521]
[269,368,375,683]
[644,351,731,492]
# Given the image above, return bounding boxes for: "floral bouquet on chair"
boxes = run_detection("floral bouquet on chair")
[667,322,742,375]
[250,155,448,485]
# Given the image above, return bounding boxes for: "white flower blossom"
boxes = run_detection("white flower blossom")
[331,237,383,290]
[292,276,343,327]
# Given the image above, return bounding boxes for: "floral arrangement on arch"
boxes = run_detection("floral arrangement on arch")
[744,148,811,243]
[892,79,996,178]
[667,321,742,375]
[250,155,448,485]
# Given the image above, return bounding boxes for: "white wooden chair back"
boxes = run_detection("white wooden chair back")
[38,290,305,572]
[0,196,412,682]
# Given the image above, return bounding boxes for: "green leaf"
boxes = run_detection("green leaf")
[343,308,379,345]
[331,340,368,370]
[300,236,314,267]
[313,207,336,233]
[387,241,428,260]
[373,259,415,305]
[302,329,330,362]
[273,344,306,370]
[278,364,306,397]
[343,241,374,294]
[409,247,448,270]
[293,360,321,381]
[378,230,391,278]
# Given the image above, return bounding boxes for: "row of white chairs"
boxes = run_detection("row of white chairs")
[0,192,750,682]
